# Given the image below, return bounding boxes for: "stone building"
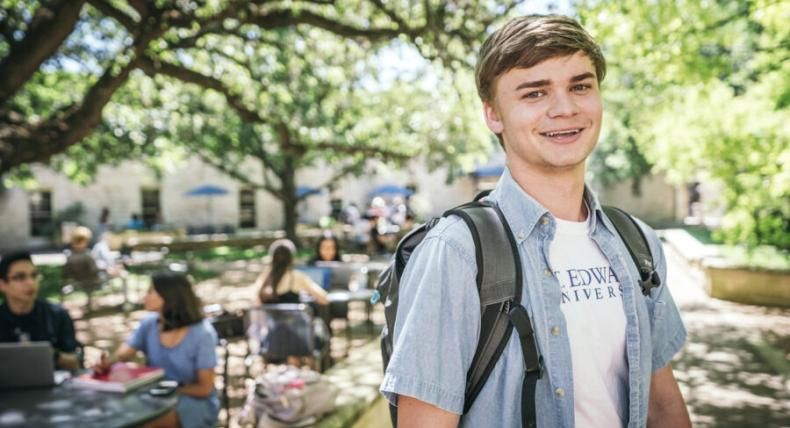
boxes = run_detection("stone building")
[0,155,687,251]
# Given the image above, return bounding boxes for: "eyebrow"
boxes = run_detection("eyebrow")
[514,72,596,91]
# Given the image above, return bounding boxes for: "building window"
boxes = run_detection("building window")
[239,188,256,228]
[141,189,161,228]
[30,190,52,237]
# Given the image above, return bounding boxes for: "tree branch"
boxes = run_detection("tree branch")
[0,57,140,174]
[137,56,267,124]
[296,141,412,161]
[368,0,411,31]
[315,157,368,191]
[248,9,404,41]
[193,150,275,194]
[0,0,87,103]
[87,0,138,31]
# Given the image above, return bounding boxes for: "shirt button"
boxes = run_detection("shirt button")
[517,231,526,240]
[541,217,549,225]
[551,326,561,336]
[543,268,552,277]
[555,387,565,398]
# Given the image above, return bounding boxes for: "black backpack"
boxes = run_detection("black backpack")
[374,193,661,427]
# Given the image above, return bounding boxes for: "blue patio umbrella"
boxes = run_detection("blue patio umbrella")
[368,184,413,198]
[185,184,230,196]
[296,186,323,198]
[184,184,230,225]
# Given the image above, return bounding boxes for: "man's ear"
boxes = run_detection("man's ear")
[483,100,504,134]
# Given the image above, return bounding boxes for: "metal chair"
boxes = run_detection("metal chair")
[247,303,330,372]
[206,305,249,428]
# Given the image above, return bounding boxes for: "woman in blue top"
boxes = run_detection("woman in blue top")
[96,271,219,428]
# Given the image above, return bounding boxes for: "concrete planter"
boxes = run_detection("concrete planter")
[704,259,790,307]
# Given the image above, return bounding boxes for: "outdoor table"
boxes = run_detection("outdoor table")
[326,289,376,335]
[0,381,177,428]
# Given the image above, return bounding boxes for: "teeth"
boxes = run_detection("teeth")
[544,129,581,137]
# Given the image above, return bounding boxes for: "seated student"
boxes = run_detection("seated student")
[0,252,81,370]
[253,240,329,368]
[63,226,102,310]
[309,233,342,264]
[95,271,219,428]
[91,231,125,278]
[255,239,329,305]
[126,213,144,230]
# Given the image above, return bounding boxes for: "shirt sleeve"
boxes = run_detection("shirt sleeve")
[643,224,687,371]
[380,220,481,415]
[127,314,155,352]
[194,321,218,370]
[52,305,78,353]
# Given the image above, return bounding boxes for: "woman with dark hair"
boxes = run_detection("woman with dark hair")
[252,240,329,368]
[310,233,342,264]
[254,239,329,305]
[95,271,219,428]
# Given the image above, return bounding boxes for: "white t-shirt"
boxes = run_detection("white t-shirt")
[549,214,628,428]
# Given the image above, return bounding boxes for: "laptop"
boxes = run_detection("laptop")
[0,342,55,389]
[295,266,332,290]
[315,261,359,290]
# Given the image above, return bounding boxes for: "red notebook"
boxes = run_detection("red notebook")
[71,363,165,393]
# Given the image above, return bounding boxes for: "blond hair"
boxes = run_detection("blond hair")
[70,226,93,245]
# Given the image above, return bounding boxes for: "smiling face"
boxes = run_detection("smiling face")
[484,51,603,176]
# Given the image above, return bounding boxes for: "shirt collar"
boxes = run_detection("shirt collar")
[487,167,611,242]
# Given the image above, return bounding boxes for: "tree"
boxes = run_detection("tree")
[580,0,789,248]
[87,27,491,242]
[0,0,520,176]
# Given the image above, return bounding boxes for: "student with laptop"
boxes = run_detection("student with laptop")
[0,252,80,370]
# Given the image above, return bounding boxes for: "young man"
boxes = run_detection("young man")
[380,15,690,427]
[0,252,81,370]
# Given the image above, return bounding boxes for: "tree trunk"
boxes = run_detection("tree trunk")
[278,156,300,247]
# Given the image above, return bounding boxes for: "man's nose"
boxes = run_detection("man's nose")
[547,92,579,117]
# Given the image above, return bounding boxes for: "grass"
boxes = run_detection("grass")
[681,226,789,270]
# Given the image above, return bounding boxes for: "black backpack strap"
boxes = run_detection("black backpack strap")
[508,304,541,428]
[602,206,661,296]
[446,201,538,424]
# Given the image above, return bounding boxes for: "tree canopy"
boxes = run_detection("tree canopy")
[0,0,517,177]
[580,0,789,248]
[1,0,513,241]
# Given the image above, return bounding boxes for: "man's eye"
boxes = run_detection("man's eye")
[572,84,592,92]
[524,90,545,99]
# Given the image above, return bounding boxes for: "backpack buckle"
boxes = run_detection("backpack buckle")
[639,268,661,296]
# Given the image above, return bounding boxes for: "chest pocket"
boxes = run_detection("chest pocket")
[644,296,666,341]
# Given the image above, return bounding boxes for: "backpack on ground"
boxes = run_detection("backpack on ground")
[238,365,338,427]
[374,192,660,427]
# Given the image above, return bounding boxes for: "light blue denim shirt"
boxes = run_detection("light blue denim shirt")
[380,168,686,427]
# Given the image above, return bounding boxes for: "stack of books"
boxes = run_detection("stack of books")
[71,363,165,393]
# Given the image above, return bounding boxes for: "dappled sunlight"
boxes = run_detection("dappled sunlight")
[666,244,790,427]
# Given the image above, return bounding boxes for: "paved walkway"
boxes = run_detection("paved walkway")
[663,243,789,427]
